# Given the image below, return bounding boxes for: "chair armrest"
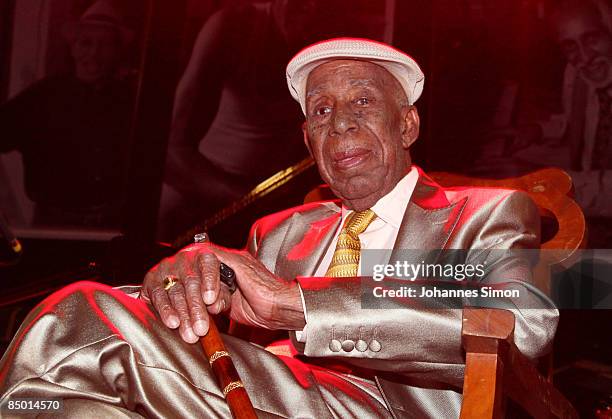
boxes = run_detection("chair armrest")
[460,308,578,419]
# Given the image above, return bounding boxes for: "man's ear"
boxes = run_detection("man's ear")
[302,121,313,156]
[400,106,420,149]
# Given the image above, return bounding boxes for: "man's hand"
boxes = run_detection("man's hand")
[140,243,306,343]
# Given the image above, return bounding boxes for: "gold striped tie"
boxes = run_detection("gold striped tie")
[325,209,377,277]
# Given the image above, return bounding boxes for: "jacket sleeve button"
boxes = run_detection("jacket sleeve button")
[329,339,342,352]
[341,339,355,352]
[369,339,382,352]
[355,339,368,352]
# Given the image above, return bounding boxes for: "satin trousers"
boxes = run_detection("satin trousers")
[0,281,391,418]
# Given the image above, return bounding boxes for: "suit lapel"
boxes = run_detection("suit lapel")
[274,203,341,280]
[273,169,468,277]
[389,169,468,265]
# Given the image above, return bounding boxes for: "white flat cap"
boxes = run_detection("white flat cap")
[286,37,425,115]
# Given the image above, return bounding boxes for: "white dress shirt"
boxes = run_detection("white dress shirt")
[296,166,419,341]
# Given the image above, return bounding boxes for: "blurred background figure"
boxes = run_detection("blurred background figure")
[0,1,609,415]
[549,0,612,223]
[0,0,135,228]
[157,0,320,240]
[477,0,612,247]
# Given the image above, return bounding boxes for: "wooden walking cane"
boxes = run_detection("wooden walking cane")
[200,320,258,419]
[192,233,257,419]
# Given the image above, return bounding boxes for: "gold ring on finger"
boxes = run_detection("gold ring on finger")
[163,275,179,291]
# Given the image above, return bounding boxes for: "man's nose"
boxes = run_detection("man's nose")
[330,103,358,136]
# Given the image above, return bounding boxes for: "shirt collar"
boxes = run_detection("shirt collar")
[341,165,419,229]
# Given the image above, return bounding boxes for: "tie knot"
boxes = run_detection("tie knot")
[343,209,377,237]
[325,209,377,278]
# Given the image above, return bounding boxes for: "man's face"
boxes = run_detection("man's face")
[302,60,419,211]
[556,4,612,87]
[71,25,121,83]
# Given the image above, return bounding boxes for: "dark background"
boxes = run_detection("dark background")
[0,1,610,415]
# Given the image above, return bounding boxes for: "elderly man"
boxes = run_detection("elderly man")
[0,39,557,418]
[0,0,133,227]
[494,0,612,245]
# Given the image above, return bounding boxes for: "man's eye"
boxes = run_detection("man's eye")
[315,106,331,116]
[356,97,370,105]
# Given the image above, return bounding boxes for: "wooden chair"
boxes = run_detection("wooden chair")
[461,307,576,418]
[306,167,584,418]
[430,169,584,419]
